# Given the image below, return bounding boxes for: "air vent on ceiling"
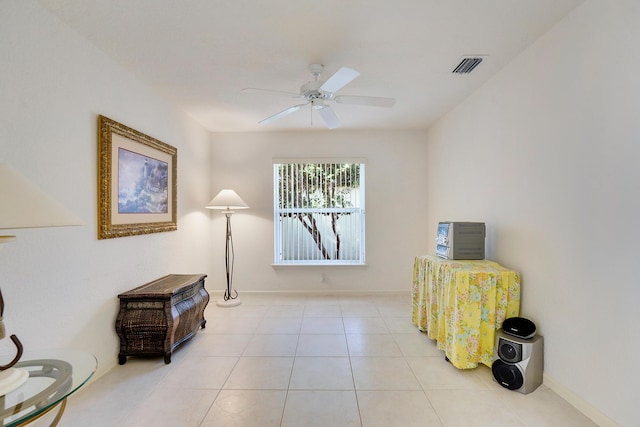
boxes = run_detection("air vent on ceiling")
[452,56,485,74]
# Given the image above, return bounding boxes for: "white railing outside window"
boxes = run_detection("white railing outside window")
[273,161,365,265]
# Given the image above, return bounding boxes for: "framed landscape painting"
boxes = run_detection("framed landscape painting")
[98,115,177,239]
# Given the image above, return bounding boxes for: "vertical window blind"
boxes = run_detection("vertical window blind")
[273,161,365,265]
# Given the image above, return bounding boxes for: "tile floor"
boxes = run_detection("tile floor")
[50,293,597,426]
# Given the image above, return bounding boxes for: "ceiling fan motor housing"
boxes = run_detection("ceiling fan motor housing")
[300,81,333,101]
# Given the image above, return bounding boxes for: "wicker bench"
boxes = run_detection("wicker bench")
[115,274,209,364]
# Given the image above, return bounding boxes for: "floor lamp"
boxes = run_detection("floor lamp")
[0,163,82,395]
[206,189,248,307]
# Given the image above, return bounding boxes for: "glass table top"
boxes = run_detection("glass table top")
[0,349,96,426]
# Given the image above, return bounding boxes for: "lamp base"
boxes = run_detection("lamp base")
[0,367,29,396]
[216,298,242,308]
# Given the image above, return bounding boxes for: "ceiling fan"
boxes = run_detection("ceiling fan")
[242,64,396,129]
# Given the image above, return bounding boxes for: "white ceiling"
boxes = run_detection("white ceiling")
[37,0,583,132]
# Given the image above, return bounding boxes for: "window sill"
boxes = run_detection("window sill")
[272,263,368,269]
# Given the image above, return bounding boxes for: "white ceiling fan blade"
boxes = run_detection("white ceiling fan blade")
[259,103,307,125]
[320,67,360,94]
[334,95,396,108]
[241,87,301,98]
[317,105,341,129]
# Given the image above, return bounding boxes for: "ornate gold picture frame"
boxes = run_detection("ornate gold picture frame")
[98,115,177,239]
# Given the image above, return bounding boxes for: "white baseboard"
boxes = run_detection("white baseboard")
[543,373,620,427]
[209,289,411,297]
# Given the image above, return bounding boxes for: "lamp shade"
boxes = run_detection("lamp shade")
[206,189,249,210]
[0,163,83,231]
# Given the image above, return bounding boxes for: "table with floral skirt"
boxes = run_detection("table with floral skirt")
[411,254,521,369]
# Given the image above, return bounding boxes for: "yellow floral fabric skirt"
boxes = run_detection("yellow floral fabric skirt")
[411,255,520,369]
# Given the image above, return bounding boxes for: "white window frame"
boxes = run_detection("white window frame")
[273,159,366,266]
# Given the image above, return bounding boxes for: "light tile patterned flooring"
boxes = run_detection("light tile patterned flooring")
[51,293,597,426]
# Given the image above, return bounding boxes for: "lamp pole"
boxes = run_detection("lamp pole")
[222,210,239,303]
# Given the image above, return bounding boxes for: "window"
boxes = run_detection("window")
[273,160,365,265]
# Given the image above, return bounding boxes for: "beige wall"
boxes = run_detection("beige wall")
[0,1,213,378]
[208,131,430,294]
[425,1,639,426]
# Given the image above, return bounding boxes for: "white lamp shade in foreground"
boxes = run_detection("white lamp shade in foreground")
[0,162,83,395]
[0,163,83,231]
